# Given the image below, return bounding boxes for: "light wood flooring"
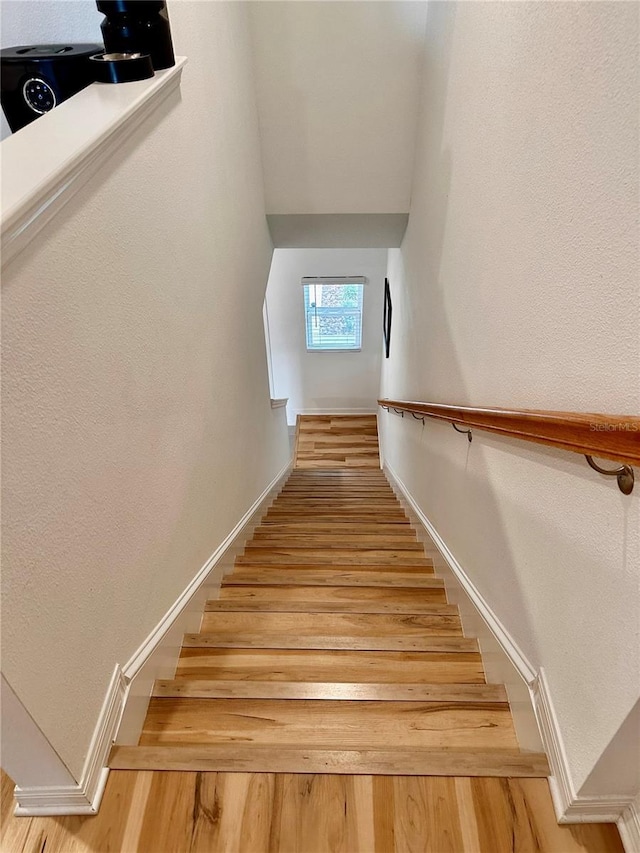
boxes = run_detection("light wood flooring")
[1,767,624,852]
[1,416,623,850]
[294,415,380,468]
[110,462,548,776]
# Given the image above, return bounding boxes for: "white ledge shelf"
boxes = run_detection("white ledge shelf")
[1,57,186,266]
[270,398,289,409]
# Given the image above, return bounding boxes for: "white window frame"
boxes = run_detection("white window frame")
[302,277,367,353]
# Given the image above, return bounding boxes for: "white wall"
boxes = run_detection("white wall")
[380,0,639,802]
[249,1,427,215]
[1,0,290,780]
[265,249,387,425]
[0,0,103,139]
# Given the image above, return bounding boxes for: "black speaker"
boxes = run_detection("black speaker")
[1,44,103,133]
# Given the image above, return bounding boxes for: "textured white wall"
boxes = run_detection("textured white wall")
[1,1,290,779]
[265,249,387,425]
[0,0,102,139]
[249,1,427,215]
[380,1,639,797]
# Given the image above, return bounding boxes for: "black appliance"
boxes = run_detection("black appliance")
[1,43,102,133]
[97,1,175,71]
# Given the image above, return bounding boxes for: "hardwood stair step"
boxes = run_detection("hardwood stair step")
[254,518,416,536]
[253,525,416,548]
[137,698,517,749]
[283,485,389,490]
[244,539,424,551]
[109,744,549,776]
[219,583,446,600]
[183,632,475,653]
[235,552,432,566]
[256,518,416,536]
[263,513,409,523]
[231,563,433,575]
[200,611,462,637]
[285,477,387,483]
[279,485,391,491]
[296,461,381,468]
[212,585,448,612]
[207,600,453,614]
[175,648,486,683]
[152,680,507,702]
[271,494,401,502]
[225,570,443,587]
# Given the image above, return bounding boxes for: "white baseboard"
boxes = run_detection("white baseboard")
[384,461,638,834]
[383,462,537,687]
[619,798,640,853]
[14,665,127,816]
[114,457,293,747]
[532,669,635,827]
[11,459,292,817]
[122,457,291,681]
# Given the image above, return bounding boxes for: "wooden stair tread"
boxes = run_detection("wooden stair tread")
[225,570,444,587]
[138,698,517,748]
[200,611,463,636]
[109,744,549,776]
[244,540,424,550]
[175,648,485,683]
[152,680,506,701]
[235,553,433,566]
[183,633,476,653]
[251,533,418,543]
[218,583,446,602]
[129,420,548,779]
[254,523,415,533]
[263,515,410,523]
[211,586,448,612]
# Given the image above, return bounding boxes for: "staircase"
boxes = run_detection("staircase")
[110,415,548,777]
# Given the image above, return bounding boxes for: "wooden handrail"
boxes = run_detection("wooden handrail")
[378,399,640,467]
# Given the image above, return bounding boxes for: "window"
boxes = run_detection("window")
[303,278,365,351]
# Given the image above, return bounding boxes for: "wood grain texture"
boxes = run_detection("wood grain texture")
[175,648,486,683]
[218,584,446,601]
[106,456,550,794]
[200,610,463,637]
[183,631,476,652]
[225,570,444,587]
[379,398,640,466]
[2,769,623,852]
[152,680,507,702]
[235,551,433,566]
[244,538,423,550]
[206,597,450,615]
[294,415,381,468]
[255,522,416,533]
[111,745,551,775]
[212,585,448,612]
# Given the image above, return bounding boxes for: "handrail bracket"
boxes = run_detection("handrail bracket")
[452,423,473,443]
[585,455,634,495]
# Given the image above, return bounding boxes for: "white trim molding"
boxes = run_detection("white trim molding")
[619,797,640,853]
[532,669,636,827]
[270,397,288,409]
[114,457,293,747]
[384,461,536,684]
[1,58,186,267]
[13,665,127,816]
[8,458,292,816]
[121,457,291,683]
[384,460,638,836]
